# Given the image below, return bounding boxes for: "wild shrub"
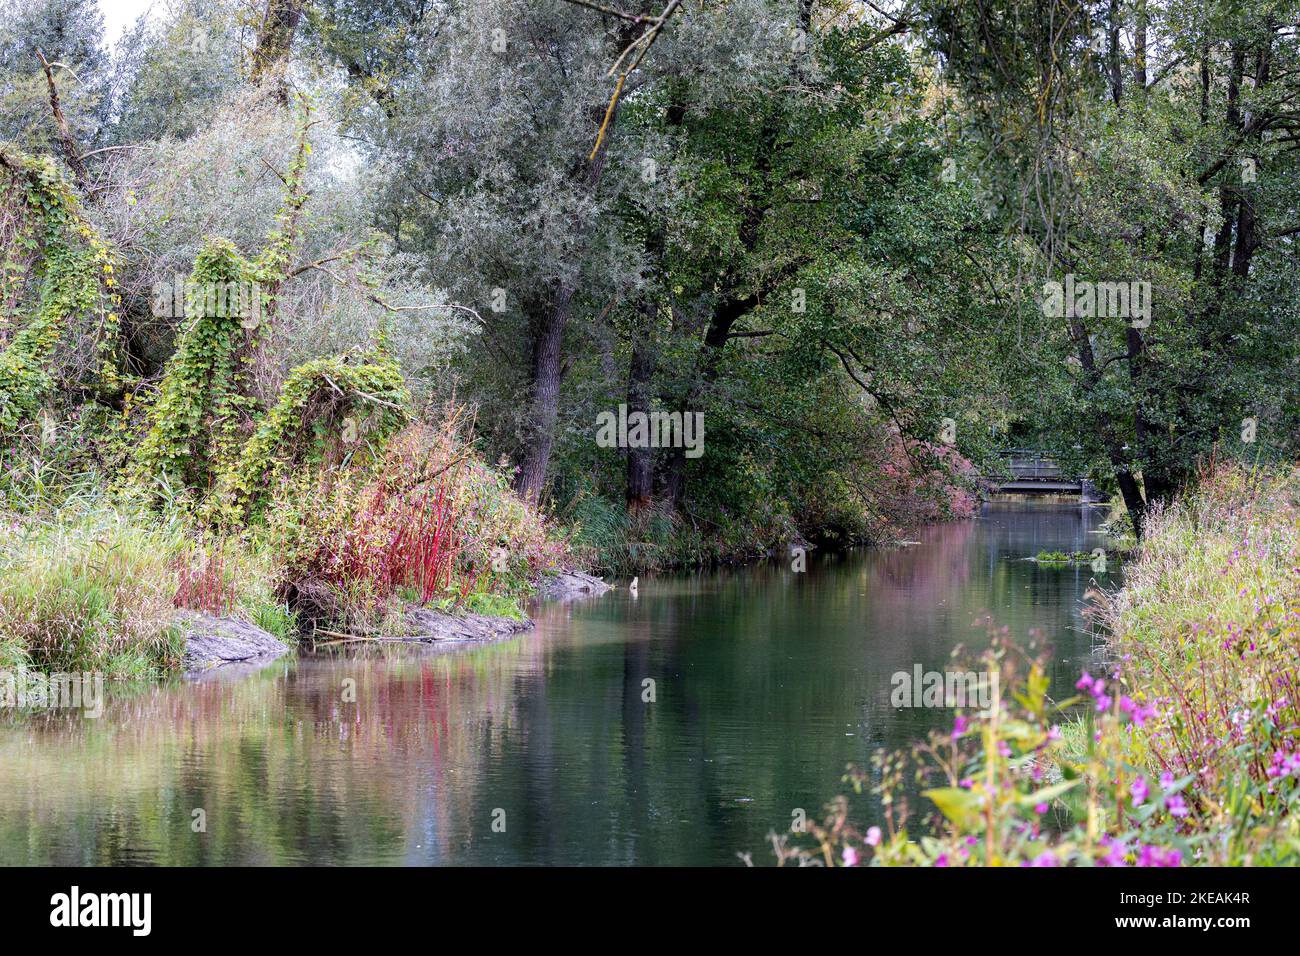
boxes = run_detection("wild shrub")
[263,412,568,630]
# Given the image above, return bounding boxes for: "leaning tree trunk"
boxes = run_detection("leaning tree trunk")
[250,0,306,101]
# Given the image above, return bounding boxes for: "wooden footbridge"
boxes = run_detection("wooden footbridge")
[994,449,1095,499]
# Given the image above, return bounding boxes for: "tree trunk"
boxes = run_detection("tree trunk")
[625,304,656,508]
[1106,0,1123,105]
[250,0,306,100]
[660,291,752,508]
[515,288,573,503]
[1134,0,1148,90]
[512,87,621,504]
[36,51,89,193]
[1069,315,1150,536]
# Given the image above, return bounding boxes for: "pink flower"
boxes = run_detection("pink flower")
[842,847,859,867]
[1267,749,1300,778]
[1166,794,1189,818]
[1118,695,1157,724]
[1131,702,1157,726]
[1137,845,1182,867]
[1130,776,1149,806]
[1098,836,1128,866]
[865,826,881,847]
[1034,802,1049,814]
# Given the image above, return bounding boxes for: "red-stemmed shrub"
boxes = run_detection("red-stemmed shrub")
[173,538,236,615]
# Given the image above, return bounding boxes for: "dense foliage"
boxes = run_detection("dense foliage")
[0,0,1295,676]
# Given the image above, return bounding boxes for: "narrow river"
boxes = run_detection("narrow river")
[0,502,1115,865]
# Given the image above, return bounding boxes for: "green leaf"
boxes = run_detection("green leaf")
[923,787,983,828]
[1016,779,1081,808]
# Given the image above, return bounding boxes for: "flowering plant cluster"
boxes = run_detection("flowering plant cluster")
[772,640,1202,866]
[775,466,1300,867]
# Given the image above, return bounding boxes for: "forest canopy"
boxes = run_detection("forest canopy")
[0,0,1296,572]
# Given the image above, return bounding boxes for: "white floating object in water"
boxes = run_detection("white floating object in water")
[629,576,639,597]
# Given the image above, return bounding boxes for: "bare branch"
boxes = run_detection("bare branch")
[570,0,683,160]
[36,49,90,193]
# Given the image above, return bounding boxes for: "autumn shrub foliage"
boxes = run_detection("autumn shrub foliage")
[263,411,569,630]
[321,471,460,606]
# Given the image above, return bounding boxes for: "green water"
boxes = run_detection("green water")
[0,502,1114,865]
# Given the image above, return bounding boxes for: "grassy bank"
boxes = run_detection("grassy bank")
[0,413,574,679]
[778,463,1300,867]
[0,490,284,678]
[1096,464,1300,863]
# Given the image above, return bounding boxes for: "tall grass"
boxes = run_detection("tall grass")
[0,486,294,677]
[1093,464,1300,863]
[0,496,189,677]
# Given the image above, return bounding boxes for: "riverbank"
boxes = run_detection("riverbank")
[0,483,602,681]
[781,463,1300,867]
[0,413,586,680]
[1092,464,1300,864]
[1,398,970,682]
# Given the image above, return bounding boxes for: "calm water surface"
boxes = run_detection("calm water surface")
[0,502,1116,865]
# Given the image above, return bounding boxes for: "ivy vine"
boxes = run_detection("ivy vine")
[0,151,122,432]
[132,98,413,522]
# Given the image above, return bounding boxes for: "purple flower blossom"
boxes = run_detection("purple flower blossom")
[1137,844,1182,867]
[865,826,881,847]
[842,847,859,867]
[1098,836,1127,867]
[1118,696,1159,727]
[1266,749,1300,779]
[1130,776,1149,806]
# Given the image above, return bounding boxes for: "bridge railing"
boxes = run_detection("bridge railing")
[996,448,1065,481]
